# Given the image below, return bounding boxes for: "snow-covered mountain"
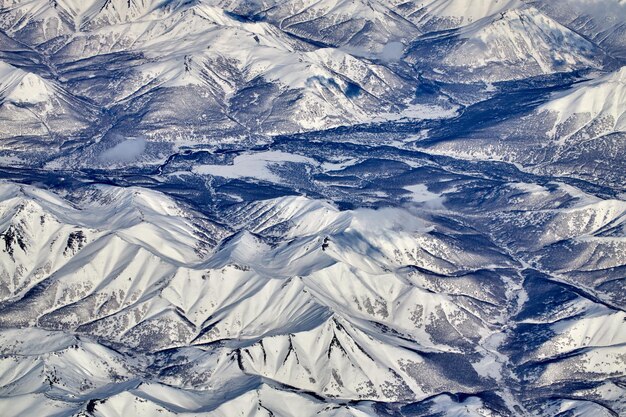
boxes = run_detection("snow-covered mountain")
[528,0,626,59]
[0,61,99,152]
[540,66,626,137]
[423,65,626,187]
[1,0,625,416]
[407,6,613,83]
[214,0,420,52]
[0,0,429,167]
[392,0,524,32]
[1,178,624,416]
[2,0,620,168]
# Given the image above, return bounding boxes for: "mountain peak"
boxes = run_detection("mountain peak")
[0,63,53,104]
[408,5,610,82]
[394,0,523,31]
[540,66,626,135]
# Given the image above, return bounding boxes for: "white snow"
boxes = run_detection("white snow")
[320,158,359,171]
[432,7,604,81]
[404,184,445,207]
[413,0,523,27]
[510,182,550,196]
[0,62,53,104]
[373,103,459,122]
[540,66,626,135]
[99,137,147,162]
[193,151,316,182]
[0,179,624,415]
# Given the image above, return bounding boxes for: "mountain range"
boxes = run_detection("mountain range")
[0,0,625,416]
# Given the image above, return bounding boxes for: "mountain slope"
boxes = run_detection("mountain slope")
[1,180,624,415]
[529,0,626,59]
[392,0,524,32]
[1,0,427,167]
[1,1,625,416]
[407,6,612,82]
[0,61,99,160]
[213,0,420,52]
[423,66,626,187]
[540,66,626,138]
